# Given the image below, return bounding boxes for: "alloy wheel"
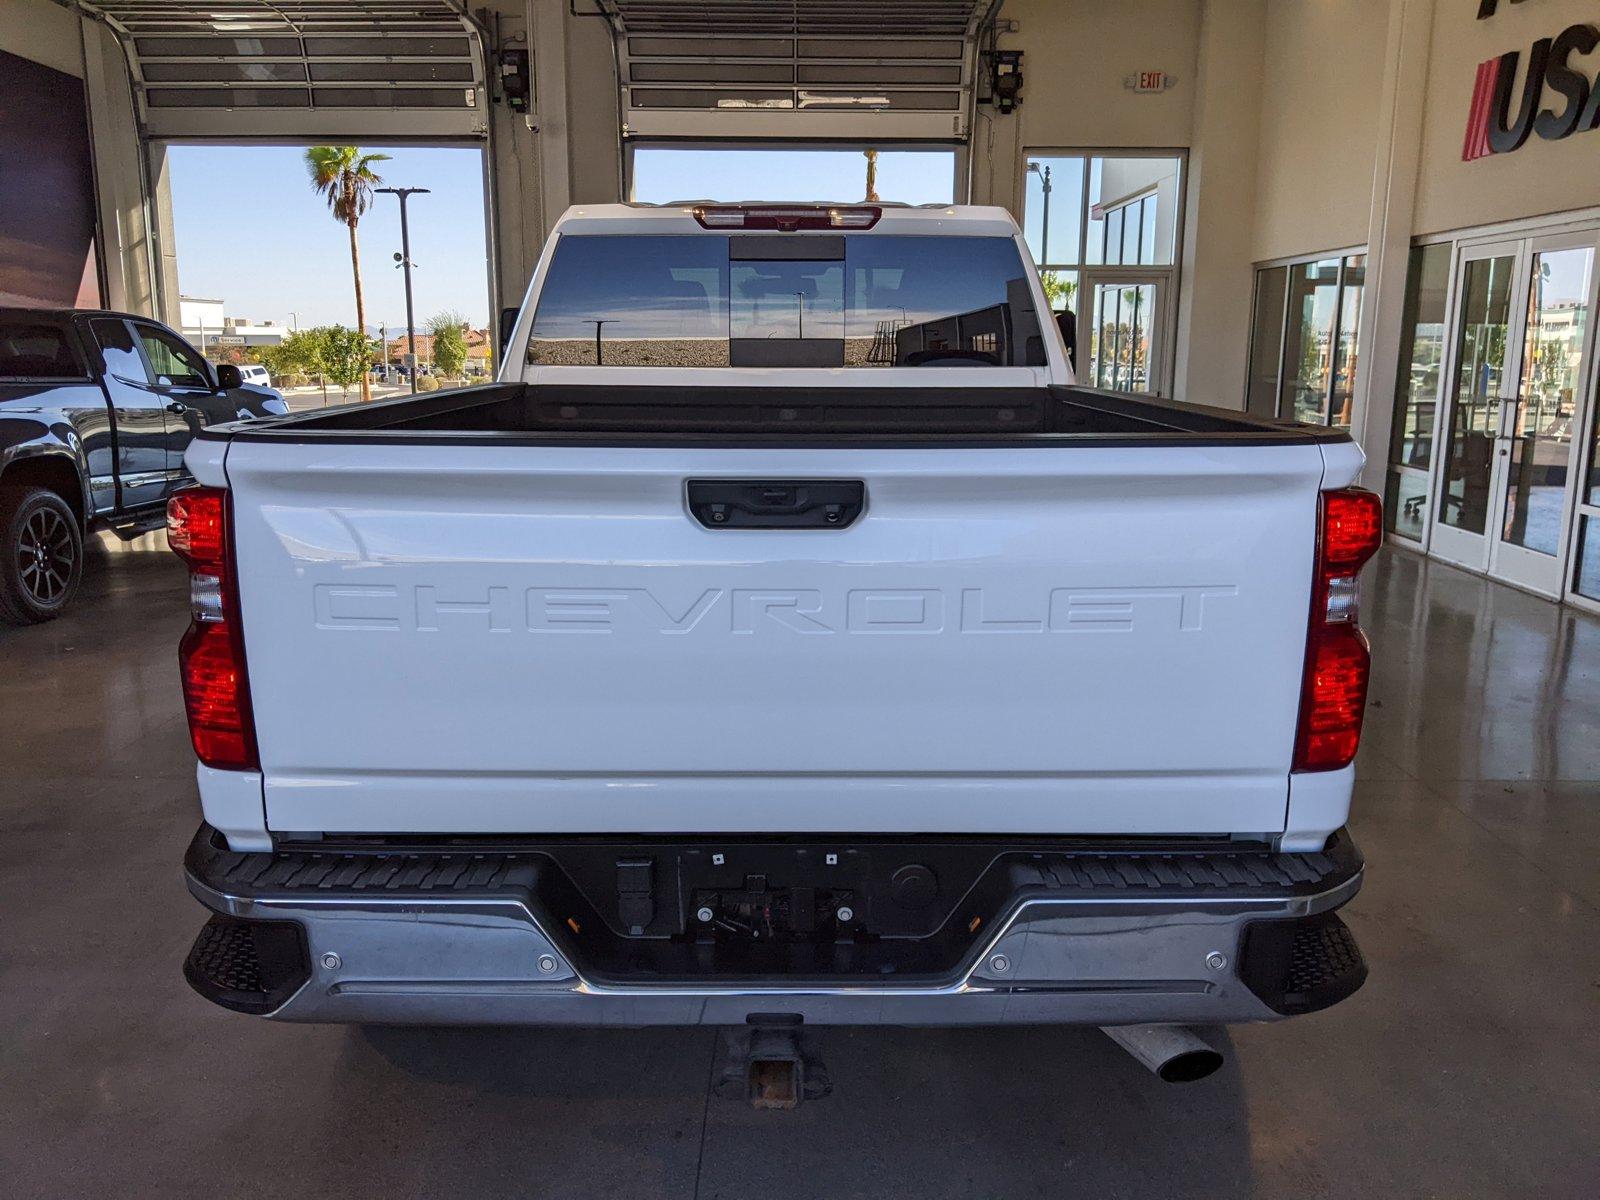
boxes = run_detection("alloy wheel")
[17,506,76,606]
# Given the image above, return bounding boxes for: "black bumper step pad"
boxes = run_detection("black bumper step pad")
[182,914,310,1015]
[200,838,541,897]
[1239,911,1368,1015]
[1017,841,1346,896]
[187,825,1360,906]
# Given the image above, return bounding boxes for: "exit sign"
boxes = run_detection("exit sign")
[1124,71,1175,93]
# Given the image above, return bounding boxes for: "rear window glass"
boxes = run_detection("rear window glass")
[0,321,82,378]
[527,235,1047,369]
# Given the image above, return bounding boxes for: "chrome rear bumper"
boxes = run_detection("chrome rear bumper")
[183,825,1365,1027]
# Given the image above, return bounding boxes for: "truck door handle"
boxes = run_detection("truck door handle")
[165,401,188,414]
[687,479,865,529]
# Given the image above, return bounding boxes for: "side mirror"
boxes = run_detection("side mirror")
[215,364,244,389]
[498,307,519,354]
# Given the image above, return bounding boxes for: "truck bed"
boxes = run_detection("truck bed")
[208,381,1347,444]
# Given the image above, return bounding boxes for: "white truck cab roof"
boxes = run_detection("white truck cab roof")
[549,202,1026,239]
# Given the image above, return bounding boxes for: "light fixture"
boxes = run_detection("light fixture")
[988,49,1024,114]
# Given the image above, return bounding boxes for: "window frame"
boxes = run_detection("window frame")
[1020,148,1188,396]
[524,231,1050,371]
[1383,241,1455,544]
[130,319,214,390]
[1245,246,1367,428]
[0,316,91,382]
[89,317,155,386]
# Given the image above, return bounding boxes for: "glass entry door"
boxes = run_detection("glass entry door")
[1430,234,1596,597]
[1083,272,1165,394]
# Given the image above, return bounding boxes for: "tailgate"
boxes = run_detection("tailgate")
[224,441,1323,836]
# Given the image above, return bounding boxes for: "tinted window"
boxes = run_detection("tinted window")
[0,321,81,378]
[527,235,729,367]
[527,234,1046,368]
[91,318,150,383]
[134,323,209,387]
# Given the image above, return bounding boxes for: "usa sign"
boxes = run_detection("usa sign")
[1463,22,1600,161]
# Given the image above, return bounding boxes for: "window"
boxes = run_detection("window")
[1246,251,1366,429]
[134,323,210,387]
[91,318,149,383]
[1024,153,1183,394]
[1385,243,1451,540]
[1246,267,1287,416]
[0,321,82,378]
[526,235,1047,369]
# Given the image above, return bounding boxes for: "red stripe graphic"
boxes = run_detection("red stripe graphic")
[1462,60,1487,161]
[1463,56,1502,162]
[1478,56,1503,159]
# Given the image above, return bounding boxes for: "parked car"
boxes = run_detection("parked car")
[173,204,1378,1087]
[0,308,287,623]
[238,363,271,388]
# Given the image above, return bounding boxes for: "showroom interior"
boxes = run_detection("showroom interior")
[2,0,1597,1196]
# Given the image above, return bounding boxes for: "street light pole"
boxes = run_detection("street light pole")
[376,186,430,395]
[588,319,610,365]
[1028,162,1053,275]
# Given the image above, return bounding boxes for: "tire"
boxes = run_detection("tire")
[0,485,84,625]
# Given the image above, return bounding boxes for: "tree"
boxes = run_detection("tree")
[427,311,469,379]
[313,325,378,398]
[863,148,880,202]
[210,344,265,366]
[1039,270,1078,313]
[304,146,389,403]
[259,329,327,389]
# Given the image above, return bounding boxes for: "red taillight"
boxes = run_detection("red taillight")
[1322,489,1384,572]
[168,485,257,770]
[180,620,254,766]
[167,486,225,568]
[1293,487,1382,773]
[1297,626,1371,769]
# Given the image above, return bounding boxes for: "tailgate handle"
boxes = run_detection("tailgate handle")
[687,479,865,529]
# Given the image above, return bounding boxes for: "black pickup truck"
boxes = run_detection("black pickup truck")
[0,308,287,624]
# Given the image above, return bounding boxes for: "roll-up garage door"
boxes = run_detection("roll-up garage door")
[601,0,997,141]
[68,1,488,139]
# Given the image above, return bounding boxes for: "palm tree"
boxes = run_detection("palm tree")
[304,146,389,402]
[863,148,880,202]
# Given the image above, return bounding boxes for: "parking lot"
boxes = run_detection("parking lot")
[4,544,1595,1199]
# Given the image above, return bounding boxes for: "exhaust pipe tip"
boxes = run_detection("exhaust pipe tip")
[1154,1046,1224,1083]
[1102,1024,1224,1084]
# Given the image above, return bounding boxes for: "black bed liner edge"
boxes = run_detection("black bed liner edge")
[200,382,1353,449]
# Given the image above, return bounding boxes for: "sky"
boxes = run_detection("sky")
[167,146,958,335]
[168,145,492,333]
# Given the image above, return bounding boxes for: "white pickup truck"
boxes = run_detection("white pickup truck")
[173,203,1377,1084]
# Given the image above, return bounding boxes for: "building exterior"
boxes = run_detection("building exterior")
[384,328,493,375]
[178,295,289,355]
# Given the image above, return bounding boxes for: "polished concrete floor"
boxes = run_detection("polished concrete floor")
[2,544,1597,1199]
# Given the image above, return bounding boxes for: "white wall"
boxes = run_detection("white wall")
[1175,0,1269,407]
[0,0,81,76]
[1250,0,1390,262]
